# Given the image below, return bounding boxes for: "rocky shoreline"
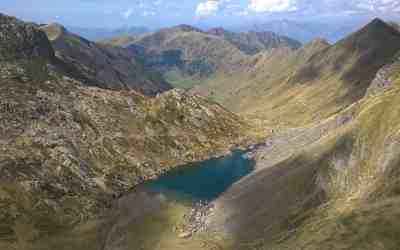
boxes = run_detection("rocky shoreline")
[177,200,216,238]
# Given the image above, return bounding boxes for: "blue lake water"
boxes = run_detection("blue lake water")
[143,150,255,202]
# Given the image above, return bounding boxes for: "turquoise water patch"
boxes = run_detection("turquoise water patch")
[143,150,255,201]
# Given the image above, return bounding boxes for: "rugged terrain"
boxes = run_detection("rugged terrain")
[40,23,171,95]
[195,19,400,126]
[101,25,301,89]
[0,13,254,249]
[2,11,400,250]
[208,51,400,249]
[206,28,301,55]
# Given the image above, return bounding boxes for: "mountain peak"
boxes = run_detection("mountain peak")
[41,23,67,40]
[369,17,387,27]
[173,24,202,33]
[361,17,400,35]
[338,17,400,49]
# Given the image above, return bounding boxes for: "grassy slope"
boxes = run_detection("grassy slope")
[207,28,302,55]
[103,26,301,90]
[195,19,400,127]
[266,76,400,250]
[208,61,400,249]
[134,28,247,75]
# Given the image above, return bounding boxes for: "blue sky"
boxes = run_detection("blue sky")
[1,0,400,28]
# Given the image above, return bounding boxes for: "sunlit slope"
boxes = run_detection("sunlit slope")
[102,25,302,89]
[267,65,400,250]
[207,28,302,55]
[211,54,400,249]
[196,19,400,127]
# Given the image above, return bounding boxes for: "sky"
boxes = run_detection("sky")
[1,0,400,28]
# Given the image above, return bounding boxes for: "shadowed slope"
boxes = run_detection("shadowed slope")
[40,23,172,95]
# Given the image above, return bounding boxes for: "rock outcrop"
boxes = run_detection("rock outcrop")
[0,14,253,246]
[0,14,54,61]
[40,23,172,96]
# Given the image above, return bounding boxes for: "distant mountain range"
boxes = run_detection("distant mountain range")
[207,27,301,55]
[232,19,368,43]
[67,26,150,41]
[101,25,302,89]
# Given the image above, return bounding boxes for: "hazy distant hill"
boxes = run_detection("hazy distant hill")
[235,19,366,43]
[68,26,150,41]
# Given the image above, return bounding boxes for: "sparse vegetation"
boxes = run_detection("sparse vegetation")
[2,11,400,250]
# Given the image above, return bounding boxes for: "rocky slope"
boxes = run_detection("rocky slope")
[0,13,254,248]
[126,25,247,84]
[101,25,301,89]
[40,23,171,95]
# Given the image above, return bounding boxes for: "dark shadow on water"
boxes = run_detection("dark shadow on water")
[142,150,255,202]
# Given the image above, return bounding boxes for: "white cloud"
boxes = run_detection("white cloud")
[122,8,133,18]
[354,0,400,13]
[196,0,221,16]
[248,0,298,12]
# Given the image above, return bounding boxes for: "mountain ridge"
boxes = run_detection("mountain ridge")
[101,24,302,89]
[0,14,256,249]
[207,27,302,55]
[195,18,400,126]
[40,23,172,95]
